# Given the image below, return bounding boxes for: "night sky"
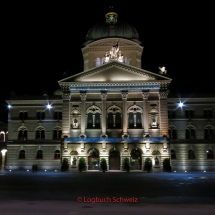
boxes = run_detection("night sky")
[1,2,214,121]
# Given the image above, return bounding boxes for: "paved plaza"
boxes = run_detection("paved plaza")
[0,170,215,214]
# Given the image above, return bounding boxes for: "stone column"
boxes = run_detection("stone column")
[101,92,107,136]
[121,91,128,135]
[159,91,169,136]
[62,86,71,137]
[142,91,149,136]
[80,92,87,136]
[1,149,7,171]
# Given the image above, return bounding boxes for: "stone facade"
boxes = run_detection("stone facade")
[4,10,215,172]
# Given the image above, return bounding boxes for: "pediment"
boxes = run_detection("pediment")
[59,61,171,84]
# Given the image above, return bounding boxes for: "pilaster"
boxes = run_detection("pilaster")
[142,91,149,135]
[80,92,87,136]
[121,91,128,135]
[159,91,169,136]
[101,91,107,136]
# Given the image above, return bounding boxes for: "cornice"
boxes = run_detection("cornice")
[168,98,215,103]
[82,46,143,54]
[6,100,63,105]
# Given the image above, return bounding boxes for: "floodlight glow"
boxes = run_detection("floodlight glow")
[8,105,11,109]
[178,102,183,107]
[47,104,52,109]
[1,149,7,156]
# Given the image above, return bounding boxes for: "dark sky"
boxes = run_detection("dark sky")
[1,2,214,121]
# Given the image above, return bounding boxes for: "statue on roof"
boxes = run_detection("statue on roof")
[158,67,167,75]
[109,43,119,59]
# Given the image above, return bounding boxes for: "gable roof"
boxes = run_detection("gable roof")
[58,61,172,92]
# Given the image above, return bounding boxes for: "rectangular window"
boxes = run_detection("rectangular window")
[185,110,194,119]
[54,111,62,120]
[168,110,176,119]
[19,111,28,120]
[36,112,45,120]
[204,110,213,119]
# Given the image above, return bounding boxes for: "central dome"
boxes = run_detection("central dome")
[85,11,140,44]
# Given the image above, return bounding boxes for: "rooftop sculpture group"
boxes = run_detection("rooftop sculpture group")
[104,43,124,63]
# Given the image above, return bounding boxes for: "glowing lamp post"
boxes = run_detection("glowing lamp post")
[1,149,7,171]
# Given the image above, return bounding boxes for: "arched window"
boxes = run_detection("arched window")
[171,150,176,159]
[204,128,214,139]
[87,113,93,128]
[86,105,101,129]
[115,112,121,128]
[207,150,214,159]
[185,127,196,139]
[0,132,5,142]
[53,129,62,141]
[96,58,101,67]
[107,105,122,129]
[35,128,45,141]
[19,150,25,159]
[107,112,113,128]
[18,130,27,141]
[124,57,129,65]
[36,150,43,159]
[95,112,100,128]
[169,128,177,139]
[128,112,134,128]
[188,150,195,159]
[136,112,142,128]
[54,150,60,159]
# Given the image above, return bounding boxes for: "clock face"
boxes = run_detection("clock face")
[109,15,114,22]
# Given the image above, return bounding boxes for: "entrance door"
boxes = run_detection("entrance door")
[88,157,99,170]
[130,149,142,170]
[109,149,120,170]
[88,148,99,170]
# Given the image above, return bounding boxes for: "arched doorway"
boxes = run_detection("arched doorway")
[88,148,99,170]
[109,148,120,170]
[130,149,142,170]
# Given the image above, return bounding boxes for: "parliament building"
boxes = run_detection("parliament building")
[4,10,215,172]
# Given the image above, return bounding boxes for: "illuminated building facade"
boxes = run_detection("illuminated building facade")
[5,10,215,172]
